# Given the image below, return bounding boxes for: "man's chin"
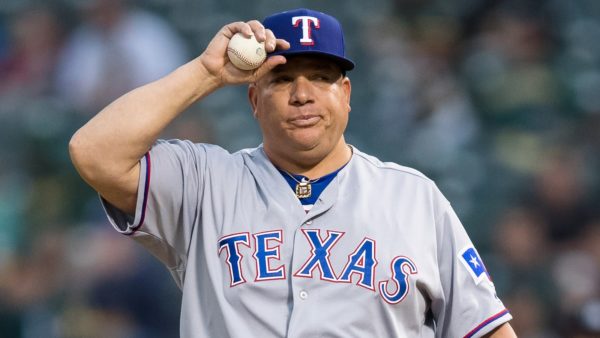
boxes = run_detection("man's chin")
[287,129,324,147]
[289,137,322,152]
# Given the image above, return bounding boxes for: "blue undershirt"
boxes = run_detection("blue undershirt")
[278,165,346,206]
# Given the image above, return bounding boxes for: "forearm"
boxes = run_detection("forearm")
[483,323,517,338]
[69,20,287,213]
[70,56,219,186]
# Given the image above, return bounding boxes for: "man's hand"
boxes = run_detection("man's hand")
[199,20,290,86]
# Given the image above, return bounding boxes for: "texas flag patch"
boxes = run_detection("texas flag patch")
[459,247,489,285]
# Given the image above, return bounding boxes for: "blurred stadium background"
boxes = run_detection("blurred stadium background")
[0,0,599,337]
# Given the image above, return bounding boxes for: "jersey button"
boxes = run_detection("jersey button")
[299,290,309,300]
[304,220,313,225]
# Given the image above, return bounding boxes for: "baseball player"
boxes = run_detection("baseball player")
[70,8,516,338]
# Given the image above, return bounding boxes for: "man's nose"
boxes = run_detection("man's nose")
[289,77,314,106]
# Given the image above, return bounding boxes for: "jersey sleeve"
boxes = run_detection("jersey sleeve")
[101,139,210,287]
[433,201,512,338]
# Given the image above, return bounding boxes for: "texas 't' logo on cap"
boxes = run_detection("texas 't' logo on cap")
[292,16,320,46]
[263,8,355,71]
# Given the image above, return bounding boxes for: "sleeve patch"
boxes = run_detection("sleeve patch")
[459,246,488,285]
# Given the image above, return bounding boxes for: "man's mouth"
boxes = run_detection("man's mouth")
[289,115,321,127]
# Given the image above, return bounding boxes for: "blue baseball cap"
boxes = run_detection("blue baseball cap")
[263,8,355,71]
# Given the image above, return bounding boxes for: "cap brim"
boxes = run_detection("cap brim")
[269,50,355,71]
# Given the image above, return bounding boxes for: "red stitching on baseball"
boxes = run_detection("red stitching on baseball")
[227,47,263,68]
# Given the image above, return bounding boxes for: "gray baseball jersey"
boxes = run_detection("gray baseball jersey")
[102,140,512,338]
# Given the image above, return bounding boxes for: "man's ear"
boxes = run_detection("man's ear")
[248,83,258,119]
[343,76,352,113]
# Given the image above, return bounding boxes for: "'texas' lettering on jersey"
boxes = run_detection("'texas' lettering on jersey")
[218,229,418,304]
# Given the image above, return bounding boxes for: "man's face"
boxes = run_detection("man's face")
[249,56,351,160]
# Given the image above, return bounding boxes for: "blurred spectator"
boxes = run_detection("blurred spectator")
[461,5,562,123]
[0,4,76,242]
[460,5,568,182]
[578,217,600,268]
[487,207,557,335]
[0,5,65,100]
[0,230,68,338]
[492,207,550,274]
[60,225,181,338]
[0,17,10,66]
[560,299,600,338]
[552,249,599,330]
[362,14,481,169]
[525,148,594,247]
[503,287,559,338]
[553,216,600,336]
[54,0,188,113]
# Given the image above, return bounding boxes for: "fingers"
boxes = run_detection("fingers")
[247,20,266,41]
[275,38,291,52]
[222,21,253,38]
[263,31,291,53]
[223,20,287,53]
[244,20,279,53]
[224,20,264,40]
[264,28,277,52]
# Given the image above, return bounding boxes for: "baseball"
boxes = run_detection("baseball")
[227,33,267,70]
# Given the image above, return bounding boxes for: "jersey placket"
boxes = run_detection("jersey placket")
[286,179,339,337]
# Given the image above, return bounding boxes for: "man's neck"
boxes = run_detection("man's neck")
[265,139,352,179]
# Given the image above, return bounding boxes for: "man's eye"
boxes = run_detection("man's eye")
[313,73,337,82]
[272,76,292,83]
